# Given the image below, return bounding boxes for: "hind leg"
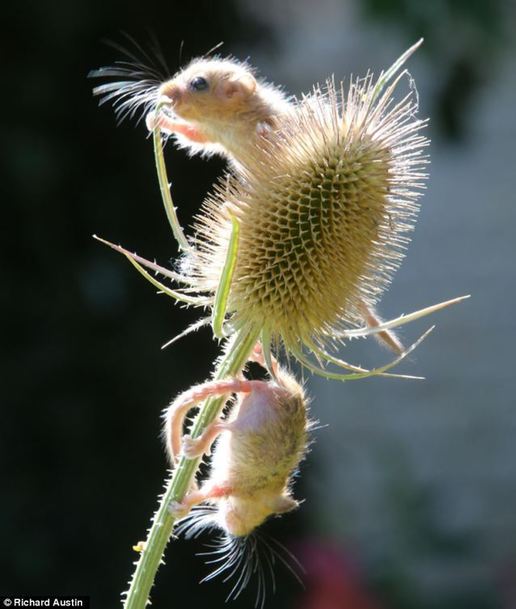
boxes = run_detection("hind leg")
[169,481,234,519]
[163,378,255,463]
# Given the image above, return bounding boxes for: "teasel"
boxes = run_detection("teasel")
[94,40,467,379]
[187,70,430,374]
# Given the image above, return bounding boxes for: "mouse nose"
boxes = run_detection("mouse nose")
[159,81,181,106]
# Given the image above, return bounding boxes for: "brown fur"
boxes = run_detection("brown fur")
[165,357,310,537]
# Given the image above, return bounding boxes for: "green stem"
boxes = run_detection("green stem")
[212,215,240,338]
[123,327,259,609]
[152,113,192,253]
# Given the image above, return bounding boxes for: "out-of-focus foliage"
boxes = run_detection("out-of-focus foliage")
[361,0,506,138]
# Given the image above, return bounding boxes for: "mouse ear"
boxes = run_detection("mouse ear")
[216,73,256,101]
[271,495,299,514]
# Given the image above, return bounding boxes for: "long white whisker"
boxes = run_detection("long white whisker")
[262,533,305,586]
[226,541,250,599]
[90,34,173,125]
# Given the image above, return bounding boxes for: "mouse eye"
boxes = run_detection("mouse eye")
[189,76,209,92]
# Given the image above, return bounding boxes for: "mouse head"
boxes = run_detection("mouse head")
[158,58,257,123]
[221,494,299,537]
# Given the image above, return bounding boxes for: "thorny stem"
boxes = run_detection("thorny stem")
[124,327,260,609]
[152,103,192,253]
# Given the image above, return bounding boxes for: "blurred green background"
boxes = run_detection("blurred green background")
[2,0,515,608]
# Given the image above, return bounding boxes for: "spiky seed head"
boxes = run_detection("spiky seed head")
[189,71,428,355]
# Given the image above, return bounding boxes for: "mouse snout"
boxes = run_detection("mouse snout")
[158,81,182,107]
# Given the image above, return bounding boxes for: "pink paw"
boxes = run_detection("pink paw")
[168,500,190,519]
[145,111,157,132]
[182,435,205,459]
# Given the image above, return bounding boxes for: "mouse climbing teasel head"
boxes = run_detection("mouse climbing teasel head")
[90,40,468,381]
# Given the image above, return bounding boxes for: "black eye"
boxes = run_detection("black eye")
[189,76,209,92]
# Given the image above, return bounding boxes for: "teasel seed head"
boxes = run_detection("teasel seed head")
[188,69,429,362]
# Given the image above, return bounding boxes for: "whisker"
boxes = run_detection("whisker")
[203,41,225,58]
[178,40,185,67]
[225,547,248,597]
[261,533,305,586]
[105,32,169,81]
[255,538,266,609]
[257,532,276,595]
[173,505,218,539]
[90,34,173,126]
[151,43,170,77]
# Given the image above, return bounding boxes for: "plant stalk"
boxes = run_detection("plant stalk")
[123,327,259,609]
[152,113,192,253]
